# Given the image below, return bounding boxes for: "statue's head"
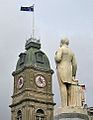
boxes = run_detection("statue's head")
[60,37,69,47]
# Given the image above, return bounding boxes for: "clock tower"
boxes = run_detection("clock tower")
[9,38,55,120]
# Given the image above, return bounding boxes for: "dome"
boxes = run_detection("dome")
[15,40,51,72]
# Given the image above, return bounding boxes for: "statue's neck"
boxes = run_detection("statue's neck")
[62,44,68,47]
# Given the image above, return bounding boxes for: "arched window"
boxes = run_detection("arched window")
[17,110,22,120]
[36,109,45,120]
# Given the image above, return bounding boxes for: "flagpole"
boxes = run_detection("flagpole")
[20,5,35,41]
[32,4,35,40]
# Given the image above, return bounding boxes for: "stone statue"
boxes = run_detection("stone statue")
[55,37,77,107]
[70,84,85,107]
[54,38,87,120]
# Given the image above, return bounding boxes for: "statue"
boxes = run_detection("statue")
[55,37,84,107]
[54,38,87,120]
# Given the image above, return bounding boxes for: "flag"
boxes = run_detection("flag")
[20,5,34,12]
[80,85,86,90]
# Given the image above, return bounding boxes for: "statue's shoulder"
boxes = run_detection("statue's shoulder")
[68,48,75,56]
[56,47,62,53]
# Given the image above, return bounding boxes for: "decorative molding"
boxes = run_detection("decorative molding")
[55,113,89,120]
[12,65,54,76]
[12,89,54,98]
[9,98,56,108]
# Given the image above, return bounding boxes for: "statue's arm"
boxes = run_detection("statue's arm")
[72,55,77,77]
[54,48,62,63]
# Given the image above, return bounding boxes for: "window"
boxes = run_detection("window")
[36,116,44,120]
[19,53,26,65]
[37,109,44,114]
[36,109,45,120]
[36,52,44,63]
[17,110,22,120]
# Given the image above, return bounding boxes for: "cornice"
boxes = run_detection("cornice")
[12,65,54,76]
[12,89,54,98]
[9,98,56,108]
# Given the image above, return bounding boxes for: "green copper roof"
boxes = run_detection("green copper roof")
[15,41,51,72]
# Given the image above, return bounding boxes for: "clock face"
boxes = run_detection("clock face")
[18,77,24,89]
[35,75,46,88]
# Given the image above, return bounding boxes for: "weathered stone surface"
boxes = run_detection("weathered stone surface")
[87,107,93,120]
[55,107,88,120]
[10,41,55,120]
[55,106,87,116]
[70,84,85,107]
[55,113,89,120]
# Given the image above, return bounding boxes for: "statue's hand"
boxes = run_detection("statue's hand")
[72,76,75,81]
[72,76,78,85]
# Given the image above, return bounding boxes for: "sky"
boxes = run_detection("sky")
[0,0,93,119]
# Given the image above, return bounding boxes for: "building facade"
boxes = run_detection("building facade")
[87,107,93,120]
[9,39,55,120]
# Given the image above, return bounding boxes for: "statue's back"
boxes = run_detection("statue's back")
[56,45,74,84]
[60,46,74,64]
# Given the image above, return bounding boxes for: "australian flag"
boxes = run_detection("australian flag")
[20,5,34,12]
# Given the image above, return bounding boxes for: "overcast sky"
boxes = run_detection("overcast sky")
[0,0,93,120]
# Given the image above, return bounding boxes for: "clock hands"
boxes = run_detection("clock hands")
[35,75,46,88]
[38,77,43,84]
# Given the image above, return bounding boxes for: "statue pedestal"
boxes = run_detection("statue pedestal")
[54,106,89,120]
